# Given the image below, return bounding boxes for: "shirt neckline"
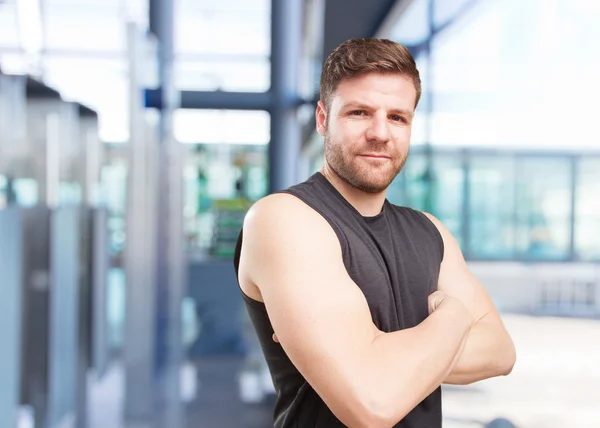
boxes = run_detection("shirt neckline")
[313,171,388,222]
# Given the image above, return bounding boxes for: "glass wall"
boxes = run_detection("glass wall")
[395,152,464,245]
[514,157,572,260]
[371,0,600,262]
[468,155,516,259]
[575,157,600,261]
[175,0,271,93]
[174,108,270,260]
[183,142,268,259]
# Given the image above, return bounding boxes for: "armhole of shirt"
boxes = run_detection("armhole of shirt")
[233,228,261,306]
[412,209,445,264]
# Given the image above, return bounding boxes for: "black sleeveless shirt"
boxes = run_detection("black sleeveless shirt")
[234,172,445,428]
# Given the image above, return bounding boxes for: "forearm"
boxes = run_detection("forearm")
[363,305,470,425]
[444,315,516,385]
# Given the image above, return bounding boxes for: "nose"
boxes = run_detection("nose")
[365,112,390,143]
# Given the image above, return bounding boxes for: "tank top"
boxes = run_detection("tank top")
[234,172,445,428]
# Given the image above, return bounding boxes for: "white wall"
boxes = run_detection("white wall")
[469,261,600,316]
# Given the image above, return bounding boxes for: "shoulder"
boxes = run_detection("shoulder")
[420,212,451,243]
[244,192,328,231]
[240,193,345,294]
[243,193,341,253]
[420,211,443,230]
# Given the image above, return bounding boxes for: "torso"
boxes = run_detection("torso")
[235,172,445,428]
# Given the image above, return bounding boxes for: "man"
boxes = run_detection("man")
[234,38,516,428]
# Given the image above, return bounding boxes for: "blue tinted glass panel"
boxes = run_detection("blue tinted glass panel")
[515,157,571,260]
[575,158,600,261]
[468,155,517,259]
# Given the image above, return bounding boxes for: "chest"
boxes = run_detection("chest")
[341,219,440,332]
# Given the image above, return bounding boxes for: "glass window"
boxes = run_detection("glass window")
[430,153,464,246]
[174,109,270,145]
[0,52,28,75]
[100,158,128,260]
[0,174,6,208]
[184,143,268,259]
[0,2,20,48]
[395,151,464,246]
[397,152,428,210]
[175,57,270,92]
[43,56,128,142]
[428,0,600,151]
[12,178,38,207]
[469,155,517,259]
[514,157,572,260]
[177,12,270,57]
[176,1,271,57]
[389,0,430,45]
[175,1,271,93]
[410,54,430,146]
[310,154,325,176]
[433,0,478,28]
[575,157,600,261]
[44,5,126,52]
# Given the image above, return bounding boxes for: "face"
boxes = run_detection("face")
[316,72,416,194]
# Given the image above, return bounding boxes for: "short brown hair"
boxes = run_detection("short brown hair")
[320,38,421,110]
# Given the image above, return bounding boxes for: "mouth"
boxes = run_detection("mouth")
[359,154,390,159]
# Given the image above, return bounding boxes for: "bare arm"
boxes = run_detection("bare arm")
[424,213,517,385]
[239,195,471,427]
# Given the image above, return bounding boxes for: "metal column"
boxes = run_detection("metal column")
[0,208,23,428]
[269,0,304,192]
[124,23,157,423]
[150,0,185,425]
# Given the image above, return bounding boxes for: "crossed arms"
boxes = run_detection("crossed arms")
[238,194,516,428]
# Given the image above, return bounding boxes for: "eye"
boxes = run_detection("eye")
[390,114,407,123]
[349,110,366,116]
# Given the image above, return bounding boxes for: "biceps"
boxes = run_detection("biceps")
[438,266,496,323]
[260,270,377,407]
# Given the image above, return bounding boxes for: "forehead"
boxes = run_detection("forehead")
[332,72,417,110]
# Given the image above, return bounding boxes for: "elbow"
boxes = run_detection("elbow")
[330,388,396,428]
[498,339,517,376]
[352,389,404,428]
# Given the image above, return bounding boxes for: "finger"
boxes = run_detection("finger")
[272,333,279,343]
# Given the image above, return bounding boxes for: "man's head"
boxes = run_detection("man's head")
[317,38,421,194]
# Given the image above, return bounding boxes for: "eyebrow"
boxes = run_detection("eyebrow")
[343,103,414,119]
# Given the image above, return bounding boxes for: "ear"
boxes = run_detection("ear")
[315,100,327,137]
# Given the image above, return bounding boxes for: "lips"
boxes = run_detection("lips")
[359,154,390,159]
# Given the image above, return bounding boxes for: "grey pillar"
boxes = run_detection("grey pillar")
[269,0,304,193]
[0,208,23,428]
[150,0,185,425]
[124,23,157,423]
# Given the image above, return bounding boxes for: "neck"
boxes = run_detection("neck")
[320,164,387,217]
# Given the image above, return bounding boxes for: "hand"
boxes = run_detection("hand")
[272,332,280,343]
[429,290,471,355]
[428,290,469,322]
[428,290,450,314]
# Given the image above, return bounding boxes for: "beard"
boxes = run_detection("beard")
[324,131,408,194]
